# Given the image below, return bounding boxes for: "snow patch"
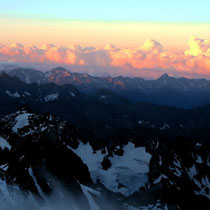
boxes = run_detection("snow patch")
[0,137,11,150]
[153,176,162,185]
[0,164,8,171]
[0,178,15,205]
[124,202,163,210]
[70,92,75,97]
[24,91,31,96]
[44,93,58,102]
[80,184,100,210]
[194,176,210,199]
[12,113,32,133]
[6,90,21,98]
[195,156,202,164]
[160,123,170,130]
[187,164,210,199]
[70,142,151,196]
[153,174,168,185]
[159,156,162,166]
[28,167,47,201]
[99,95,106,99]
[187,164,197,179]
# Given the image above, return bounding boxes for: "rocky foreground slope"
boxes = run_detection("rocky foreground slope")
[0,109,209,210]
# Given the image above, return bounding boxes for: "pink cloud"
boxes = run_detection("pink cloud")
[1,36,210,78]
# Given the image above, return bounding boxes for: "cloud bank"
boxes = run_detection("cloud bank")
[1,36,210,78]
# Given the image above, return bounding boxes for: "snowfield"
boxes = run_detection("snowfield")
[12,113,32,133]
[0,137,11,150]
[69,142,152,196]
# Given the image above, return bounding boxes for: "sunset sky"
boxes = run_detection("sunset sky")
[0,0,210,78]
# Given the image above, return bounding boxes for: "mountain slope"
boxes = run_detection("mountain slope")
[2,73,210,144]
[0,109,209,209]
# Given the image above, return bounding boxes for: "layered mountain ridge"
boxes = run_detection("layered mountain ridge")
[6,67,210,108]
[2,72,210,143]
[0,70,210,209]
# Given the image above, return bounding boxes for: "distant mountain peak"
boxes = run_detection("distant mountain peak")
[52,67,70,72]
[159,73,170,79]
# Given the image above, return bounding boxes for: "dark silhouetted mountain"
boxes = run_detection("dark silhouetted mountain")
[0,108,209,209]
[5,67,210,108]
[1,73,210,144]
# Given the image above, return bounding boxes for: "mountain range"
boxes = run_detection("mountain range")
[2,72,210,143]
[6,67,210,108]
[0,69,210,209]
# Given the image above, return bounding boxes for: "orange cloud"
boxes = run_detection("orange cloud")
[1,36,210,78]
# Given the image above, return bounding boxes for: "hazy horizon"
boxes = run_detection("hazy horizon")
[0,0,210,79]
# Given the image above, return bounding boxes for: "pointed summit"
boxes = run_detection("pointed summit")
[52,67,69,72]
[159,73,170,80]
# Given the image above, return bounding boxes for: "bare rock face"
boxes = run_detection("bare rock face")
[101,156,112,171]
